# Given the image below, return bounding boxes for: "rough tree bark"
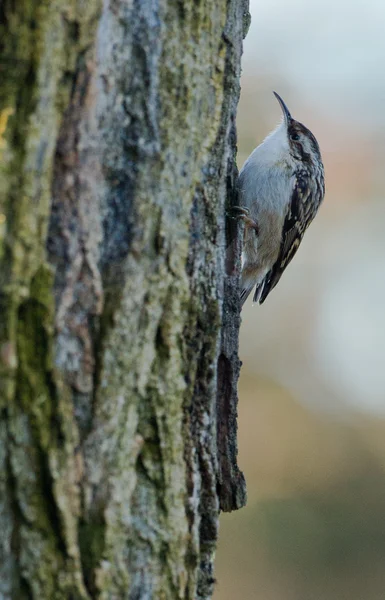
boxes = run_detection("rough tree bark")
[0,1,249,599]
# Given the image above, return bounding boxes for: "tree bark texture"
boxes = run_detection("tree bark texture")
[0,1,249,599]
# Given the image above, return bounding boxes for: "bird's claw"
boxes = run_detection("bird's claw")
[230,206,250,217]
[227,206,259,234]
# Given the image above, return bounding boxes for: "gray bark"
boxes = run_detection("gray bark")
[0,1,249,598]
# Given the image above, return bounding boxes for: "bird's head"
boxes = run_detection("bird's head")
[273,91,322,165]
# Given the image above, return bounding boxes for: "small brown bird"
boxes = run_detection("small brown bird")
[236,92,325,305]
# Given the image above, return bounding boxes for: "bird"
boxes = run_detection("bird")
[236,91,325,306]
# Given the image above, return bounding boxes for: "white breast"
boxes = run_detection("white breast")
[238,122,295,217]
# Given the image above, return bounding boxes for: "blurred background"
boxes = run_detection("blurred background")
[214,0,385,598]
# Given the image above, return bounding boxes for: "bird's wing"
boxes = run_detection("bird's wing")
[258,170,324,304]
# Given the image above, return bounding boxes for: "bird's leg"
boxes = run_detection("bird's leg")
[228,206,259,235]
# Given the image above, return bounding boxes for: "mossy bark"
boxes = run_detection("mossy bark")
[0,1,249,598]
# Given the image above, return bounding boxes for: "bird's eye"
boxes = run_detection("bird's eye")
[290,132,300,141]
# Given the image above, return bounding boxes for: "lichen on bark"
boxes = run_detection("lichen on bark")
[0,0,250,598]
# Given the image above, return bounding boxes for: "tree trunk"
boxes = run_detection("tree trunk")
[0,1,249,598]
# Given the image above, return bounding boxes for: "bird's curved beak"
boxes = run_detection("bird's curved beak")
[273,91,292,125]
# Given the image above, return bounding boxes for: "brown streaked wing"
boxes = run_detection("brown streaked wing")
[259,170,322,304]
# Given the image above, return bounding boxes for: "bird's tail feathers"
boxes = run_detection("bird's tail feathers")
[252,282,264,304]
[240,284,253,306]
[240,280,265,307]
